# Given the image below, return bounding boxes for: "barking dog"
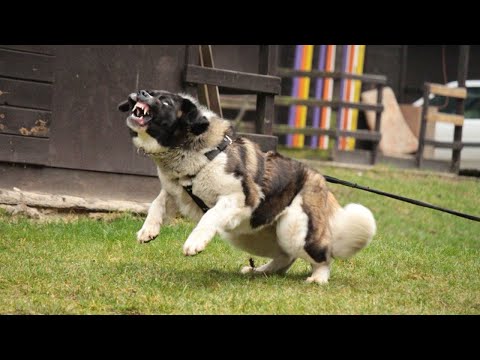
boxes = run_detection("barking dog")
[118,90,376,284]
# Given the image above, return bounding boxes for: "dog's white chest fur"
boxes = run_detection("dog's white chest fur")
[133,130,166,155]
[157,152,244,216]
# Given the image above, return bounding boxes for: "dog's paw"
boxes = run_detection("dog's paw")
[136,223,160,243]
[182,238,207,256]
[306,275,329,285]
[240,266,255,274]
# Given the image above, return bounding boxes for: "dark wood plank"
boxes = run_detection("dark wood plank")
[451,45,470,173]
[0,45,54,56]
[237,132,278,152]
[371,84,384,164]
[184,45,199,98]
[256,95,274,135]
[0,163,159,204]
[259,45,277,75]
[276,68,388,84]
[0,49,54,82]
[220,95,256,110]
[423,139,463,150]
[0,78,53,110]
[275,96,383,112]
[184,65,281,95]
[0,105,50,138]
[462,142,480,147]
[273,126,381,141]
[0,134,49,165]
[255,45,277,135]
[416,83,430,168]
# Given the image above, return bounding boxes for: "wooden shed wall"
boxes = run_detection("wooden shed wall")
[0,45,265,178]
[0,45,188,177]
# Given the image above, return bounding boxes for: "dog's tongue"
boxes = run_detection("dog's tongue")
[133,117,146,126]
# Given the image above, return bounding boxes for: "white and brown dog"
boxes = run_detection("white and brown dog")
[118,90,376,284]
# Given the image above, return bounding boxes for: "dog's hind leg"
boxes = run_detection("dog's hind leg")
[241,255,296,275]
[137,189,174,243]
[306,262,331,284]
[275,188,334,284]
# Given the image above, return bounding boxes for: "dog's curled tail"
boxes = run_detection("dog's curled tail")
[330,203,376,259]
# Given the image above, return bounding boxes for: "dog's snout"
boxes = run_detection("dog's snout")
[137,90,153,101]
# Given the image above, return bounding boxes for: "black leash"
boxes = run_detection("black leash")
[324,175,480,223]
[182,135,480,223]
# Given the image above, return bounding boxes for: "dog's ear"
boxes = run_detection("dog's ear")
[177,97,207,135]
[118,93,137,112]
[190,116,210,135]
[180,97,209,135]
[180,97,199,117]
[118,100,131,112]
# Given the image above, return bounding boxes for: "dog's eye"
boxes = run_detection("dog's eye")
[162,101,170,107]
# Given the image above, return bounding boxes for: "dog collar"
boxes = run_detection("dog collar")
[204,135,233,161]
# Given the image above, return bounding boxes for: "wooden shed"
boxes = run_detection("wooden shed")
[0,45,277,203]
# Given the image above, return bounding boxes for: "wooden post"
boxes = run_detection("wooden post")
[198,45,223,118]
[184,45,199,98]
[255,45,277,135]
[416,83,431,168]
[451,45,469,173]
[371,84,384,164]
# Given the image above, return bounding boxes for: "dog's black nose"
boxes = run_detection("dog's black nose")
[137,90,153,101]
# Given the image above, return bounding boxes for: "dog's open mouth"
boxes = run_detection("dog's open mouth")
[131,102,152,126]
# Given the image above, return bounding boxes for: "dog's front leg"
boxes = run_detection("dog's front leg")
[183,194,251,256]
[137,189,168,243]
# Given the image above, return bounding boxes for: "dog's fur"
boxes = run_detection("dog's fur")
[119,90,376,284]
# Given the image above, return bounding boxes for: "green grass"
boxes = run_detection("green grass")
[0,165,479,314]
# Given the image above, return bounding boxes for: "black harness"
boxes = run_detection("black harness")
[183,135,233,213]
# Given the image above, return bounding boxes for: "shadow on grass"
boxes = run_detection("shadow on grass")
[145,267,336,289]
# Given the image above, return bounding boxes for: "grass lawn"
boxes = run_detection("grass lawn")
[0,164,479,314]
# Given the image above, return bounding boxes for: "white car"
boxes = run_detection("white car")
[413,80,480,169]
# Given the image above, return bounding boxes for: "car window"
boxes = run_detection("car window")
[429,87,480,118]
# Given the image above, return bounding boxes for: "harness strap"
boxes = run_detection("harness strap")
[204,135,233,161]
[183,135,233,213]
